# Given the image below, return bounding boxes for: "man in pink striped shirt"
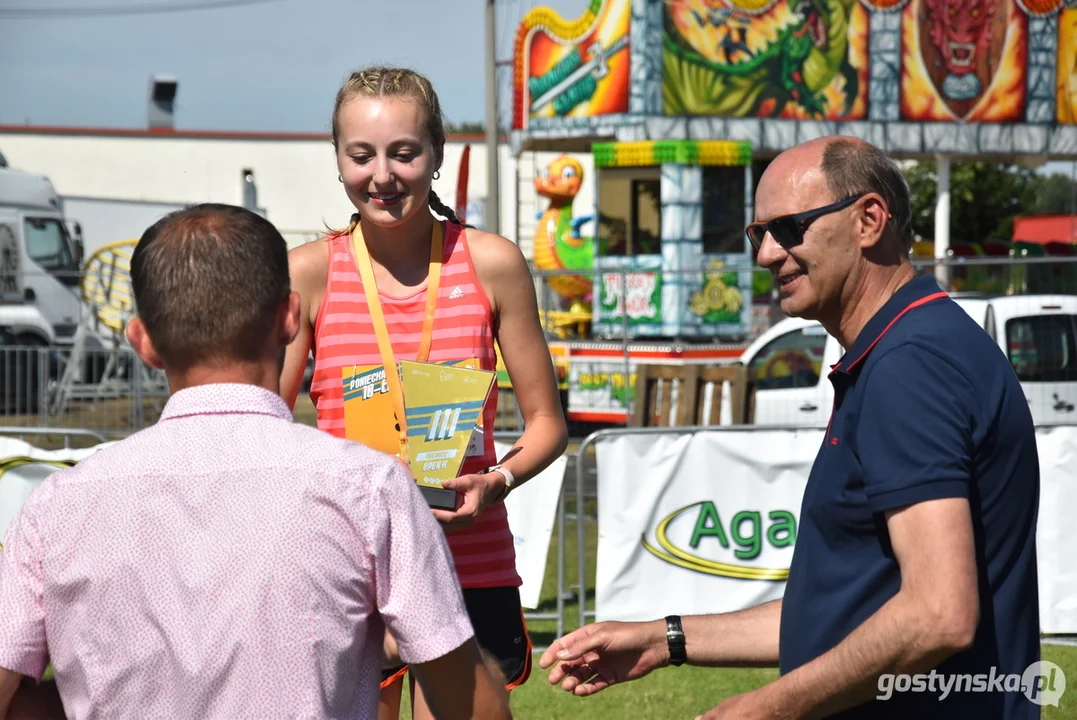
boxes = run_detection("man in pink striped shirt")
[0,204,511,720]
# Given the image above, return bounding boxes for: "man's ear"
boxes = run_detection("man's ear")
[279,292,301,347]
[857,194,891,250]
[126,318,165,370]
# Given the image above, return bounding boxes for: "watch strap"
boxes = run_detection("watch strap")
[665,615,686,667]
[486,464,515,503]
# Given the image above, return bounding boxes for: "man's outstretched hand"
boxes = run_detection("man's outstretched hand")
[538,620,669,696]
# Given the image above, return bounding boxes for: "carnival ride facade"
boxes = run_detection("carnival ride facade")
[507,0,1077,424]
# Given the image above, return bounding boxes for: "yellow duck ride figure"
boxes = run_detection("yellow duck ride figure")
[533,155,595,319]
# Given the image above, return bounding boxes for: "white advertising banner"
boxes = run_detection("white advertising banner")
[1033,426,1077,634]
[595,429,821,622]
[595,426,1077,633]
[499,441,567,609]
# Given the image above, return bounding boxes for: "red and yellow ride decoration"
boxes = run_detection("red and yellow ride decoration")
[897,0,1036,123]
[1057,8,1077,123]
[513,0,631,130]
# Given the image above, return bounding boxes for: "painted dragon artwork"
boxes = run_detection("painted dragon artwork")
[922,0,999,103]
[663,0,863,118]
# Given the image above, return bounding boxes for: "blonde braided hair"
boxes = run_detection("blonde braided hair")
[330,67,466,235]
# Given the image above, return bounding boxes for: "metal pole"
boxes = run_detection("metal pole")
[575,433,595,630]
[744,162,756,332]
[934,154,951,290]
[744,163,754,253]
[0,426,107,444]
[1070,160,1075,243]
[556,484,566,639]
[484,0,501,235]
[621,266,630,428]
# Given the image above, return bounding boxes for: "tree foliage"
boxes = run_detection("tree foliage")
[445,121,487,135]
[902,160,1077,245]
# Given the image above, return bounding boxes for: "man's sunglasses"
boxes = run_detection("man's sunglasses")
[745,194,864,252]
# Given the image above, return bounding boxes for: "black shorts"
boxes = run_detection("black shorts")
[380,586,532,690]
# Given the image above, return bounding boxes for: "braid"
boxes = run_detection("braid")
[357,70,382,96]
[428,189,471,227]
[325,212,361,238]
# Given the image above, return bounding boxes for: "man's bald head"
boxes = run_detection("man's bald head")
[760,136,912,247]
[752,137,914,324]
[130,203,291,372]
[818,138,913,248]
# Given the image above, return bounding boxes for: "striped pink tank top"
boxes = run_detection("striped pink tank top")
[309,221,521,589]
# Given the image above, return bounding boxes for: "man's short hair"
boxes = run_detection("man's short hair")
[130,203,290,371]
[820,138,913,247]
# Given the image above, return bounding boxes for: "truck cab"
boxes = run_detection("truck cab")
[0,167,84,347]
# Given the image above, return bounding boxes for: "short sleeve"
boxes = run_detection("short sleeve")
[857,344,975,513]
[0,494,49,679]
[365,460,474,665]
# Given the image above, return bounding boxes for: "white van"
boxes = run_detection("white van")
[740,294,1076,426]
[985,295,1077,424]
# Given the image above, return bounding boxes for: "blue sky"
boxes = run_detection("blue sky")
[0,0,1071,176]
[0,0,579,132]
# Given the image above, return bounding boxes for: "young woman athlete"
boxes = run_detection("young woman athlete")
[280,66,569,719]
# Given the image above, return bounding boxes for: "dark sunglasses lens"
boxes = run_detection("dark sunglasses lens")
[768,217,802,249]
[746,225,765,248]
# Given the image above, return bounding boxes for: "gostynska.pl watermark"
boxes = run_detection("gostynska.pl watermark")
[877,661,1066,707]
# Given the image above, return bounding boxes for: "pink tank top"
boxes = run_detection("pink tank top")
[309,221,521,589]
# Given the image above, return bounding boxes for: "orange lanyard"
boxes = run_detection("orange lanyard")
[351,220,443,459]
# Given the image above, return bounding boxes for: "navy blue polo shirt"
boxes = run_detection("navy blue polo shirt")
[778,274,1041,719]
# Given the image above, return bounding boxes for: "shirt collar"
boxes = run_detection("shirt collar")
[158,383,295,422]
[831,274,950,377]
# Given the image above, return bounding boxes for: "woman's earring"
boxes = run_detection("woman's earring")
[338,174,343,183]
[432,170,440,180]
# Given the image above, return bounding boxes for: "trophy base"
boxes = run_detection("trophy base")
[419,485,458,510]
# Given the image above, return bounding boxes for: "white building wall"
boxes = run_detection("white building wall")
[0,128,597,259]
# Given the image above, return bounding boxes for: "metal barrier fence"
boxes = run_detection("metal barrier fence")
[6,255,1072,434]
[566,422,1077,637]
[0,344,170,438]
[3,254,1074,639]
[0,426,107,449]
[567,425,761,631]
[567,425,812,631]
[528,256,1077,431]
[526,256,1077,345]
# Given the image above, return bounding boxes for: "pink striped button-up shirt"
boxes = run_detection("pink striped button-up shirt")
[0,383,474,719]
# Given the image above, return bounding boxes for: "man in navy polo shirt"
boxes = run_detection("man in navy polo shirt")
[538,137,1041,719]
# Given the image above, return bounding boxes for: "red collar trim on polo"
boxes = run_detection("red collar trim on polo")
[829,291,949,376]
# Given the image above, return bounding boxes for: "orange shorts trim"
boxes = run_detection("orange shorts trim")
[379,664,408,690]
[504,603,533,691]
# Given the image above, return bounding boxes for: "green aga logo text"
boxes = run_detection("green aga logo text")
[641,501,797,580]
